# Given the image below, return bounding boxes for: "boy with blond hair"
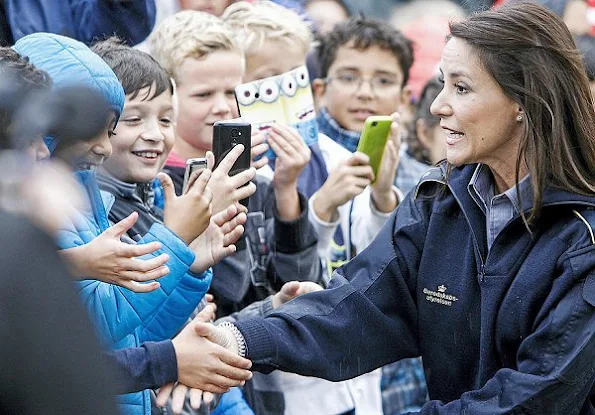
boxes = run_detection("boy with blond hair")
[149,10,321,318]
[221,2,407,414]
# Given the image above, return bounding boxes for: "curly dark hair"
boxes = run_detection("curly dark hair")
[316,16,414,87]
[0,47,52,150]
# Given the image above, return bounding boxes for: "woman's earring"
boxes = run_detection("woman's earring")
[516,114,524,122]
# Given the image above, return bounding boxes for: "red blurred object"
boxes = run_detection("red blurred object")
[403,17,448,100]
[588,0,595,36]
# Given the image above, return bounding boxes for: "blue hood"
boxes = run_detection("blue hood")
[12,33,125,154]
[12,33,124,121]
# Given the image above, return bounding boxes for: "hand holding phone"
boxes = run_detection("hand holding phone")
[158,170,213,244]
[369,112,402,214]
[183,157,207,194]
[209,120,256,214]
[356,115,393,183]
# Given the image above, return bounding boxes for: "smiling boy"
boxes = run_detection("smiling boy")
[150,10,321,317]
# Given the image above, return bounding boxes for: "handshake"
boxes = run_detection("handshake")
[158,280,322,413]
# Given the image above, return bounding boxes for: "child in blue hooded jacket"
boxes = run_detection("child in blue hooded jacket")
[12,32,217,415]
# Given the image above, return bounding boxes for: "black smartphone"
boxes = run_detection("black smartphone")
[212,120,252,207]
[182,157,207,194]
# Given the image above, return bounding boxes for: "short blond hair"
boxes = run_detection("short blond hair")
[222,1,314,57]
[149,10,240,81]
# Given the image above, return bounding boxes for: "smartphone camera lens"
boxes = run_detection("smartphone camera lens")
[371,121,378,127]
[231,128,240,138]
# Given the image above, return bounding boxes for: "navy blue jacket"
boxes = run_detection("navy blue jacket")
[107,341,177,394]
[5,0,156,46]
[236,163,595,414]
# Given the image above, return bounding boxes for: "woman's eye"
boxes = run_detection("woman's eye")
[124,117,141,123]
[455,83,468,94]
[160,118,172,125]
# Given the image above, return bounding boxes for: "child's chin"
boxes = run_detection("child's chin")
[131,170,158,183]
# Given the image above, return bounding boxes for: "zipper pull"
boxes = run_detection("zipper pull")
[479,263,486,282]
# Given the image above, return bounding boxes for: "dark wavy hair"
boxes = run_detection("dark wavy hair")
[449,2,595,225]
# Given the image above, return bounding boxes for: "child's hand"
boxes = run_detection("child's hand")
[189,204,247,273]
[205,145,257,215]
[268,123,311,190]
[158,170,213,244]
[60,212,170,292]
[371,112,401,213]
[272,281,323,309]
[313,153,374,222]
[251,130,269,169]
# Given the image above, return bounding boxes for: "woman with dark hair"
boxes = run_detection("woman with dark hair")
[192,3,595,413]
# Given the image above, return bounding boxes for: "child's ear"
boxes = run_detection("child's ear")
[399,85,413,108]
[312,78,327,107]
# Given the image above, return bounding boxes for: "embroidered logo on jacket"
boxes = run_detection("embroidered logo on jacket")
[423,285,458,306]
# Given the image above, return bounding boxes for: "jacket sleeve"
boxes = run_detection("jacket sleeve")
[234,194,427,380]
[350,185,403,253]
[307,191,341,260]
[411,248,595,414]
[71,0,156,45]
[268,190,321,284]
[77,223,210,347]
[106,341,177,394]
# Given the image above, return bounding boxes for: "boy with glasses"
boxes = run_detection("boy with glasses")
[313,17,431,195]
[311,16,429,414]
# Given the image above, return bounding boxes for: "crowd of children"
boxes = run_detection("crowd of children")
[1,1,594,415]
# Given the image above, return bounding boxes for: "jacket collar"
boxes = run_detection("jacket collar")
[445,163,595,260]
[447,163,595,213]
[73,170,113,232]
[316,106,361,153]
[96,170,154,211]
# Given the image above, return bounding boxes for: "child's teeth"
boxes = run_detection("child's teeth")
[136,151,158,158]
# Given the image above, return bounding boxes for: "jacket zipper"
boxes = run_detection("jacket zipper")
[448,184,488,282]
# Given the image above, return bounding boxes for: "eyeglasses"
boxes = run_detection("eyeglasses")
[325,73,401,97]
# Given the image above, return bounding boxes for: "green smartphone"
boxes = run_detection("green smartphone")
[356,115,393,182]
